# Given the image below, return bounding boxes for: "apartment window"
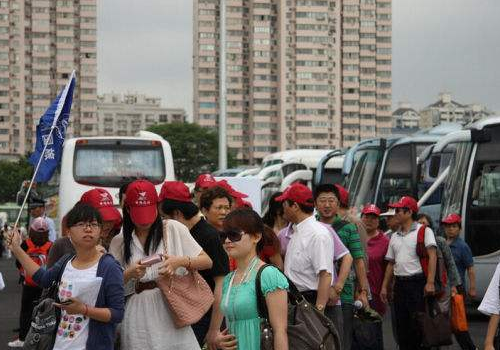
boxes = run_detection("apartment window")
[377,48,392,55]
[343,76,359,83]
[361,20,376,27]
[199,21,215,27]
[377,37,391,43]
[199,32,216,39]
[362,10,375,17]
[296,12,328,20]
[377,25,391,32]
[297,0,328,6]
[199,9,216,15]
[200,44,215,51]
[376,59,391,65]
[376,71,391,78]
[199,102,216,109]
[377,14,391,20]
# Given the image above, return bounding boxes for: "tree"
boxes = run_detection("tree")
[0,157,33,203]
[148,122,237,182]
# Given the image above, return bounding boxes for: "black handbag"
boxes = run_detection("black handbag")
[416,297,453,347]
[23,254,73,350]
[255,264,341,350]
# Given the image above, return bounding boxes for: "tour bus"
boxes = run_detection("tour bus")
[419,116,500,299]
[58,131,175,229]
[313,149,347,190]
[342,124,461,212]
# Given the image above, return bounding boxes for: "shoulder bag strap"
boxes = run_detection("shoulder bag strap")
[416,224,427,258]
[162,219,169,255]
[255,264,272,320]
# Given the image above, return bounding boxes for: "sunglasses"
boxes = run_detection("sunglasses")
[220,229,247,243]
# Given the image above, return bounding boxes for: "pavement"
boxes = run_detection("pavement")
[0,255,489,349]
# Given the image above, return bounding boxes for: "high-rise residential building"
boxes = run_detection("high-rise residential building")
[97,93,187,136]
[0,0,97,156]
[193,0,392,163]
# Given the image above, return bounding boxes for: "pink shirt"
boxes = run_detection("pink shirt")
[367,231,390,315]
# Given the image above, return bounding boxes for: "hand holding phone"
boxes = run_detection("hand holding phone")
[140,253,163,267]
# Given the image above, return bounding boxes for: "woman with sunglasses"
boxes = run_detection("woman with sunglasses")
[215,208,289,350]
[109,179,212,350]
[5,203,125,350]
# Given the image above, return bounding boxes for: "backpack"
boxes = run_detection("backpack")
[255,264,341,350]
[23,254,73,350]
[415,225,447,296]
[20,239,52,287]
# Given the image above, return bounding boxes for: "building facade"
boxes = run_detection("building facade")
[420,92,493,129]
[0,0,97,155]
[97,93,187,136]
[193,0,392,163]
[392,102,420,129]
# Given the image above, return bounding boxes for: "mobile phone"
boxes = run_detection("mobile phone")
[59,299,73,305]
[140,253,163,266]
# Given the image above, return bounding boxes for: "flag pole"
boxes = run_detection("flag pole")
[12,126,57,230]
[12,70,75,231]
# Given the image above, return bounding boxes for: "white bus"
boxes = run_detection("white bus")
[58,131,174,229]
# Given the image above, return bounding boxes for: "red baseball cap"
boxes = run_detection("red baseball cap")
[195,174,217,190]
[80,188,122,223]
[334,184,349,207]
[275,183,314,206]
[389,196,418,213]
[442,213,461,225]
[159,181,191,203]
[209,180,249,199]
[235,197,253,209]
[30,217,49,232]
[125,180,159,225]
[362,204,381,216]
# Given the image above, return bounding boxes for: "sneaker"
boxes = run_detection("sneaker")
[7,339,24,348]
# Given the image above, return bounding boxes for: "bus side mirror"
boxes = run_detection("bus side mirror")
[429,155,441,178]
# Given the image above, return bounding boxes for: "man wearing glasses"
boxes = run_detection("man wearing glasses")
[380,196,438,350]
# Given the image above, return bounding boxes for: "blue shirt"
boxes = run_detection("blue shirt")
[449,237,474,286]
[33,253,125,350]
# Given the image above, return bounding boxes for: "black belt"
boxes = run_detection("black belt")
[395,273,425,281]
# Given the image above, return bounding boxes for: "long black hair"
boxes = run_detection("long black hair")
[262,192,283,228]
[122,206,163,265]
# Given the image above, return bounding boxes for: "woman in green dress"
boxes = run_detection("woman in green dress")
[215,208,289,350]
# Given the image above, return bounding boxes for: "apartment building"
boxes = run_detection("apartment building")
[97,93,186,136]
[0,0,97,156]
[193,0,392,163]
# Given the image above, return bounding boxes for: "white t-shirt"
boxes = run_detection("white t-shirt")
[478,262,500,316]
[284,216,334,292]
[53,260,101,350]
[385,222,437,276]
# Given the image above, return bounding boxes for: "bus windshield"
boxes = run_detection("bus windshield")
[74,143,166,187]
[347,148,383,210]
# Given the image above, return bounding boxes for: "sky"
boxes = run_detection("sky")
[97,0,500,120]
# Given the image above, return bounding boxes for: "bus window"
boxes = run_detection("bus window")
[74,144,166,187]
[472,164,500,207]
[347,148,383,210]
[379,144,413,209]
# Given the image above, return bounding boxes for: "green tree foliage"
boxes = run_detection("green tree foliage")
[147,122,237,182]
[0,157,33,203]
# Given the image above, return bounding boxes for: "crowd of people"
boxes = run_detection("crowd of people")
[2,173,500,350]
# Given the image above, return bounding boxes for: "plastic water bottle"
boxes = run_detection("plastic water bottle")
[353,300,382,322]
[353,300,364,310]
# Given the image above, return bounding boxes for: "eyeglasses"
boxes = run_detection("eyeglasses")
[220,229,247,243]
[72,221,100,230]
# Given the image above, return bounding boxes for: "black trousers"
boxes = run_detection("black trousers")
[19,285,43,341]
[393,274,428,350]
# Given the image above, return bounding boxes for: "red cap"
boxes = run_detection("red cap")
[235,197,253,209]
[275,183,314,206]
[80,188,122,223]
[209,180,249,199]
[159,181,191,203]
[125,180,158,225]
[362,204,381,216]
[442,213,461,225]
[30,217,49,232]
[388,196,418,213]
[195,174,217,189]
[334,184,349,207]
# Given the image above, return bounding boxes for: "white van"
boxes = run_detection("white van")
[58,131,174,232]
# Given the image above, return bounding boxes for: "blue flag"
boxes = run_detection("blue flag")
[29,71,76,183]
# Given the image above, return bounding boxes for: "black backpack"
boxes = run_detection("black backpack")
[23,254,73,350]
[255,264,342,350]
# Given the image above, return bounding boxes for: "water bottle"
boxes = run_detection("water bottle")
[353,299,382,322]
[353,300,364,310]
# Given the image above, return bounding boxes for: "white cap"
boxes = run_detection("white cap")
[380,208,396,217]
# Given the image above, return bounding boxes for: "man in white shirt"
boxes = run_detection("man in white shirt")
[276,183,334,314]
[479,262,500,349]
[380,196,437,350]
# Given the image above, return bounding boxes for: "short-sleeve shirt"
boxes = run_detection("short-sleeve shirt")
[478,262,500,316]
[448,237,474,287]
[385,222,437,276]
[190,218,229,291]
[284,216,334,292]
[332,215,365,304]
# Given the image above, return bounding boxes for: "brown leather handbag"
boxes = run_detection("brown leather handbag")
[416,297,453,347]
[156,220,214,328]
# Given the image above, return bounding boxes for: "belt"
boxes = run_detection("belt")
[395,273,425,281]
[135,280,157,294]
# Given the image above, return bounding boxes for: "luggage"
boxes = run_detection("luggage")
[255,264,341,350]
